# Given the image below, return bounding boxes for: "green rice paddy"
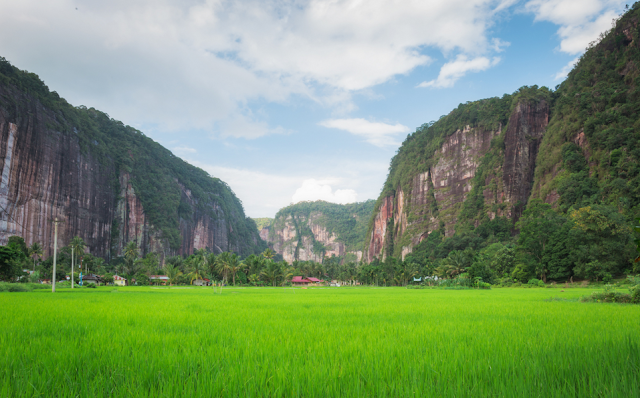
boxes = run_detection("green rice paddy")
[1,287,638,397]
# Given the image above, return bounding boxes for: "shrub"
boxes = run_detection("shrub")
[631,286,640,304]
[7,284,33,292]
[528,278,544,287]
[85,283,96,289]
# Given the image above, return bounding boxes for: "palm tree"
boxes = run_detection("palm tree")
[28,242,43,272]
[442,251,468,278]
[124,241,139,275]
[262,248,275,260]
[402,262,420,286]
[228,255,244,286]
[164,264,182,285]
[69,236,86,277]
[261,260,281,287]
[281,264,294,287]
[215,252,232,283]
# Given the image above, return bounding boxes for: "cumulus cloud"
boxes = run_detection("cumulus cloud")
[292,179,358,205]
[418,56,501,88]
[525,0,626,55]
[554,56,580,80]
[319,118,409,147]
[0,0,515,137]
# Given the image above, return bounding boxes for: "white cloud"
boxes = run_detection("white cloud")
[319,118,409,147]
[525,0,626,55]
[292,179,358,205]
[184,158,388,217]
[0,0,515,138]
[554,56,580,80]
[172,145,197,154]
[418,56,501,88]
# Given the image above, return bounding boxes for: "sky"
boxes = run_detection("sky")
[0,0,629,217]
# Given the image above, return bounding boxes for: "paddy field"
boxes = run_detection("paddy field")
[1,286,638,397]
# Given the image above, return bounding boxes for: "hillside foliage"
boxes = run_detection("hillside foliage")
[0,57,265,257]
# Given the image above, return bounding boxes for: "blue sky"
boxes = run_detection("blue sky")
[0,0,628,217]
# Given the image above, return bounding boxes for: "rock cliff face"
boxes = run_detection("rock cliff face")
[262,200,374,264]
[365,97,550,262]
[0,64,265,260]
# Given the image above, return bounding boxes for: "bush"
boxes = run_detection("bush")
[7,284,32,292]
[85,283,96,289]
[528,278,543,287]
[631,286,640,304]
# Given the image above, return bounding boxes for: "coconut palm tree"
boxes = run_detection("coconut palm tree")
[215,252,232,283]
[28,242,43,272]
[262,248,275,260]
[124,241,139,274]
[261,260,281,287]
[442,251,468,278]
[228,255,245,286]
[164,264,182,285]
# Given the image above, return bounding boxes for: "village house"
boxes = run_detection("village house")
[292,276,312,286]
[149,275,169,285]
[82,274,102,286]
[307,277,326,285]
[113,275,127,286]
[193,278,210,286]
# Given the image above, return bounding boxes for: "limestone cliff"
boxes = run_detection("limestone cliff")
[0,58,265,260]
[262,200,374,264]
[365,91,551,262]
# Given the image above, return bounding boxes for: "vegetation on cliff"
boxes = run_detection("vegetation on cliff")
[365,4,640,283]
[270,200,375,254]
[0,57,266,256]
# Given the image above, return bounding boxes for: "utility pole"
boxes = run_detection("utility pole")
[71,246,74,289]
[50,217,64,293]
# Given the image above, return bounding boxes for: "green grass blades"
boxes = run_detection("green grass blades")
[1,287,638,397]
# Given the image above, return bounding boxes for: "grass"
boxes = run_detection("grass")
[0,286,638,397]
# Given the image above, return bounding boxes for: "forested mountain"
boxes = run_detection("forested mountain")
[364,5,640,282]
[262,200,375,264]
[0,57,266,261]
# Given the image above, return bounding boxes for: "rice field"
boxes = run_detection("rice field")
[1,286,638,397]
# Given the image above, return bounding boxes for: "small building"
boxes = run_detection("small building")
[149,275,169,285]
[193,278,210,286]
[307,277,326,285]
[292,276,312,286]
[113,275,127,286]
[82,274,102,286]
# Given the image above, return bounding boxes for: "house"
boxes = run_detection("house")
[292,276,312,286]
[149,275,169,285]
[113,275,127,286]
[193,278,210,286]
[330,280,341,287]
[82,274,102,286]
[307,277,325,285]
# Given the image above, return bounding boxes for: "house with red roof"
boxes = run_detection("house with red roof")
[307,277,326,285]
[292,276,311,286]
[149,275,169,285]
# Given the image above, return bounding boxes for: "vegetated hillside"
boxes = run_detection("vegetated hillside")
[364,5,640,282]
[0,57,266,260]
[263,200,375,264]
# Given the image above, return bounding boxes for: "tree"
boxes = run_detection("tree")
[0,246,22,281]
[441,251,469,278]
[28,242,43,272]
[261,260,282,287]
[124,241,140,275]
[516,200,567,282]
[569,205,635,281]
[69,236,86,275]
[215,252,232,283]
[164,264,182,285]
[103,273,115,285]
[188,256,207,284]
[262,248,275,260]
[228,255,244,286]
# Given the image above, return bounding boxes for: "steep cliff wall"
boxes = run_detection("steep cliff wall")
[0,58,265,260]
[365,90,552,262]
[263,200,374,264]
